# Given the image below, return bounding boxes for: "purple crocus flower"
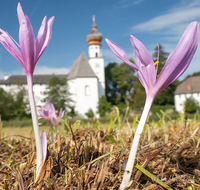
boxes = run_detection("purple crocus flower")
[106,21,199,189]
[38,99,65,142]
[37,99,56,122]
[51,108,65,126]
[0,3,54,180]
[0,3,55,78]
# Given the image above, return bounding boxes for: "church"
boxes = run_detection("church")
[0,17,105,118]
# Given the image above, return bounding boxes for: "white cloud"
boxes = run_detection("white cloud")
[114,0,145,9]
[132,1,200,38]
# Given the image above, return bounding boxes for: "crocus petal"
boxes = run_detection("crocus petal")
[130,35,156,88]
[41,130,47,163]
[58,108,65,121]
[36,16,55,63]
[35,16,48,62]
[17,2,35,75]
[51,117,58,126]
[105,38,138,70]
[45,99,52,111]
[0,29,23,64]
[154,21,200,95]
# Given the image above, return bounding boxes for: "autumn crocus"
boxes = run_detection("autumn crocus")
[106,21,199,189]
[0,3,54,179]
[37,99,65,141]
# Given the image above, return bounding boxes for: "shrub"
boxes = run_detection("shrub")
[85,108,94,118]
[184,96,200,113]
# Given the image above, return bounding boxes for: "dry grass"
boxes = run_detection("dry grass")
[0,110,200,189]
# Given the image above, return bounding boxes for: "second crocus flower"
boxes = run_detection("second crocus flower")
[106,21,199,189]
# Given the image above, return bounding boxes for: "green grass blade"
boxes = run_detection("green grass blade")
[135,164,173,190]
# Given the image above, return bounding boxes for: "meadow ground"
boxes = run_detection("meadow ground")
[1,109,200,189]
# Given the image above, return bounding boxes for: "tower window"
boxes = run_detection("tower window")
[95,53,98,57]
[85,85,90,96]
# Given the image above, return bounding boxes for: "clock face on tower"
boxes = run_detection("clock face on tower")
[95,63,100,68]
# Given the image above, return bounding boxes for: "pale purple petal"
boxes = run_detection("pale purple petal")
[129,35,154,67]
[130,35,156,88]
[105,38,138,70]
[58,108,65,121]
[45,99,52,110]
[0,29,23,64]
[41,130,47,163]
[51,117,58,126]
[154,21,199,95]
[17,2,35,75]
[36,16,55,63]
[35,16,48,61]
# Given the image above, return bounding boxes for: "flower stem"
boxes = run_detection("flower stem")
[26,74,42,179]
[119,96,154,190]
[48,121,53,141]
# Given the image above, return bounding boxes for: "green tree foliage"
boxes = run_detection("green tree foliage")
[97,95,112,117]
[0,88,15,120]
[152,45,180,105]
[110,61,136,105]
[105,62,119,105]
[13,86,29,119]
[184,96,200,113]
[85,108,94,118]
[44,76,73,111]
[131,79,146,109]
[0,85,29,120]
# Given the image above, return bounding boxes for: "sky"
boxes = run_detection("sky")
[0,0,200,81]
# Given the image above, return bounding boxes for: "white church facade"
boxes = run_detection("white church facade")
[0,18,105,118]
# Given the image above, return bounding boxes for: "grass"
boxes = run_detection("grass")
[1,107,200,189]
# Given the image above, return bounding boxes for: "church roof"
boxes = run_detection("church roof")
[174,76,200,95]
[0,74,67,85]
[67,52,96,80]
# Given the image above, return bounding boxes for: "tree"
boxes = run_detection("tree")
[131,79,146,109]
[105,62,119,105]
[184,96,200,113]
[111,61,136,105]
[97,95,112,117]
[13,85,30,119]
[44,76,73,111]
[0,88,15,120]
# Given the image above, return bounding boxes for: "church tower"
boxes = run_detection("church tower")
[87,16,105,97]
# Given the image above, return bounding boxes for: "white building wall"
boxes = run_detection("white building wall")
[75,77,99,118]
[68,79,77,110]
[1,83,47,107]
[88,56,105,98]
[175,93,200,112]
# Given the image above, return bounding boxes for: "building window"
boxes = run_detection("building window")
[85,85,90,96]
[95,47,98,49]
[95,53,98,57]
[179,94,181,98]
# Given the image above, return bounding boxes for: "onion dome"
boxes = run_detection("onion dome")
[86,16,103,45]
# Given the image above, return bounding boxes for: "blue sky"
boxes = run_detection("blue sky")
[0,0,200,80]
